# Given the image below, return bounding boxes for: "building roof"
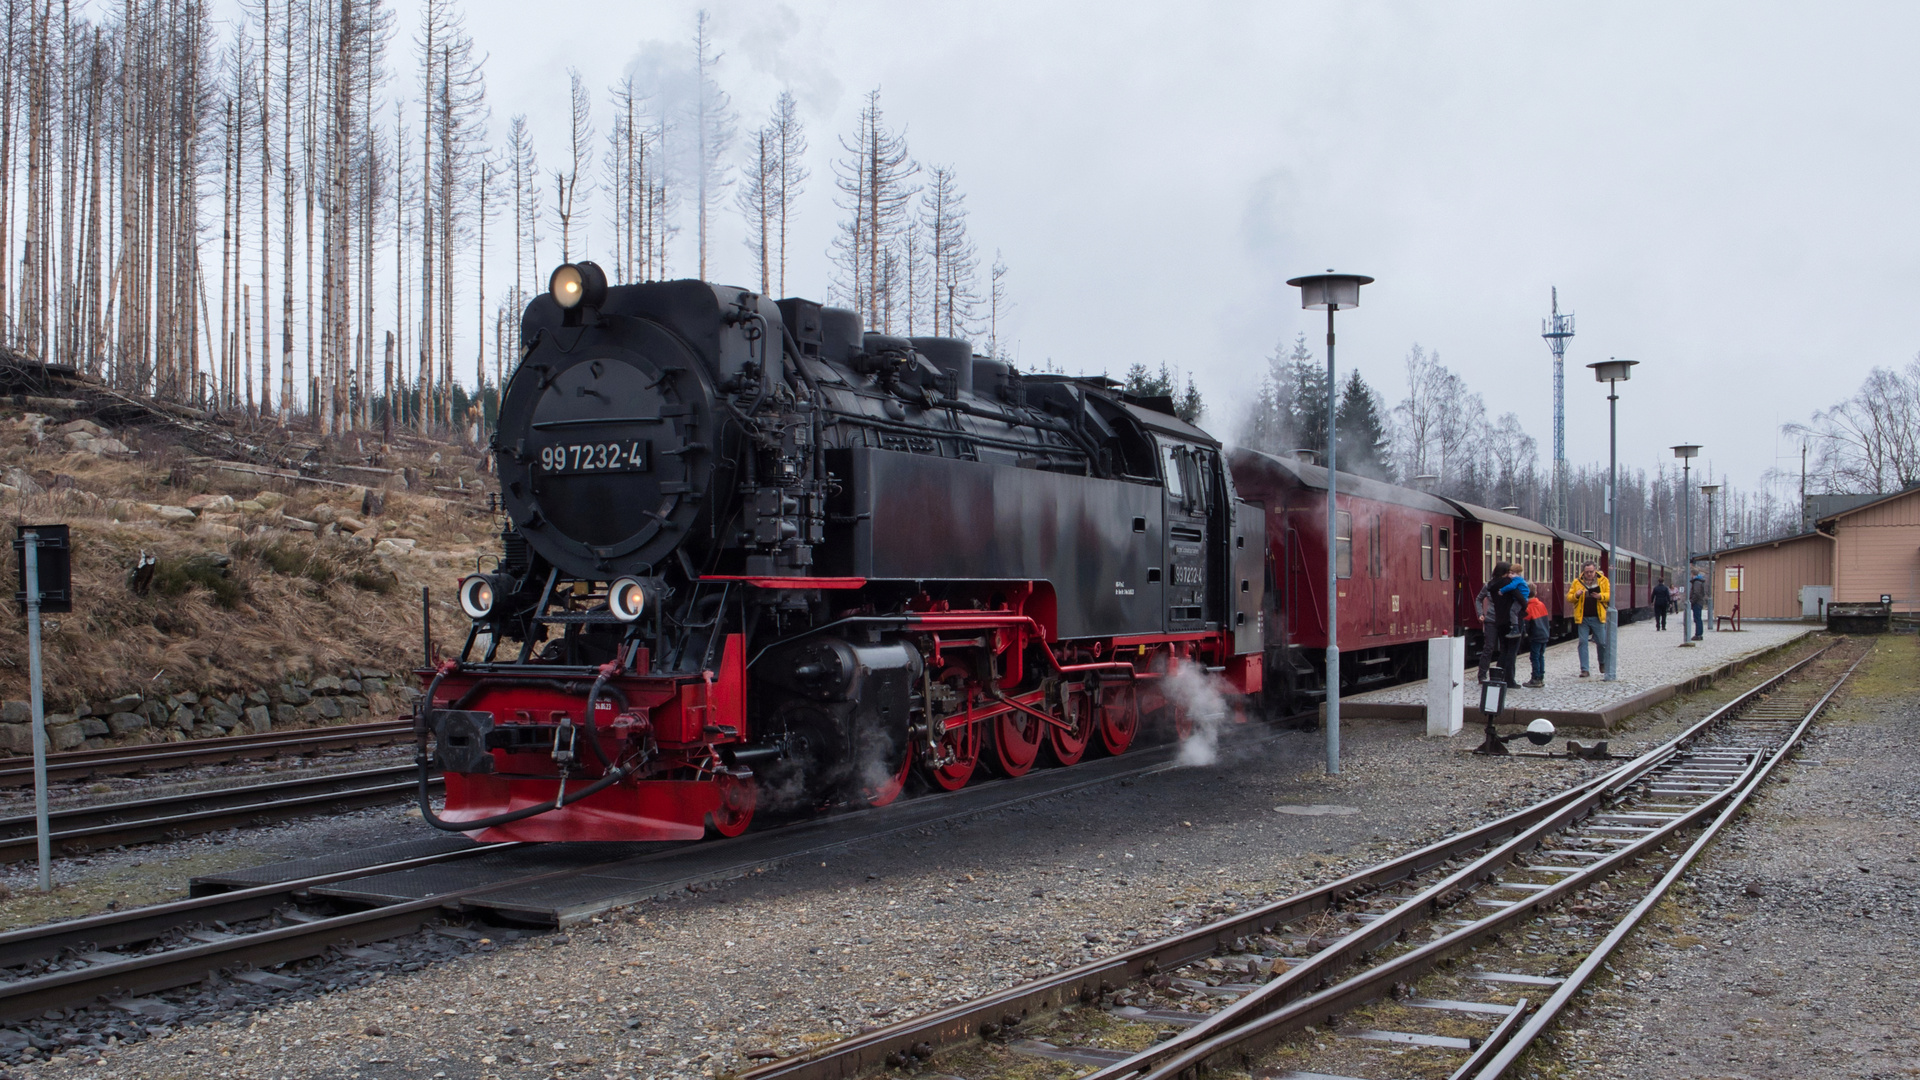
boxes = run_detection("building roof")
[1437,497,1557,538]
[1709,530,1832,559]
[1815,484,1920,525]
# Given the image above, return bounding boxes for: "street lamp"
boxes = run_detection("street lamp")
[1672,444,1701,647]
[1589,358,1638,682]
[1286,270,1373,776]
[1701,483,1721,635]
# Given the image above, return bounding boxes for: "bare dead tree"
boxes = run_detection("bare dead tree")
[554,67,588,261]
[689,9,733,280]
[831,88,916,326]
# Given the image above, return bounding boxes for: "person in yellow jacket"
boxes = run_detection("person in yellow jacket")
[1566,562,1610,677]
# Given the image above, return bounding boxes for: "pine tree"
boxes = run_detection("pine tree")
[1335,370,1393,481]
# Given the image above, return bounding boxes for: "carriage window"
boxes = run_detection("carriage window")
[1439,528,1451,579]
[1335,510,1352,580]
[1421,524,1435,580]
[1161,444,1185,498]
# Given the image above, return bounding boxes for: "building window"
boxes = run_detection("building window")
[1336,510,1353,579]
[1439,528,1451,579]
[1421,523,1435,580]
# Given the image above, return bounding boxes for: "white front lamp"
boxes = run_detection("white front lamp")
[609,577,648,623]
[458,575,497,620]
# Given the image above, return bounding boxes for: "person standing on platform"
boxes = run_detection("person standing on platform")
[1652,577,1672,631]
[1490,562,1524,688]
[1475,573,1499,684]
[1689,571,1708,641]
[1523,593,1550,687]
[1568,561,1610,678]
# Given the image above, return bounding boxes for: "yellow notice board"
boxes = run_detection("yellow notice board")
[1725,566,1743,592]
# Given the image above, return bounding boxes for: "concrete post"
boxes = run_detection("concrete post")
[1426,636,1465,737]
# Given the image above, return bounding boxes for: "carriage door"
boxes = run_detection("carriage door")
[1367,514,1386,635]
[1162,441,1209,632]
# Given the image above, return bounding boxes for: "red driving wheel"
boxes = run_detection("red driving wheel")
[1098,684,1139,757]
[859,740,913,807]
[1049,692,1095,766]
[922,667,982,791]
[707,774,757,838]
[991,707,1044,777]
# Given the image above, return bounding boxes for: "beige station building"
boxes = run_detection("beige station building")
[1709,485,1920,620]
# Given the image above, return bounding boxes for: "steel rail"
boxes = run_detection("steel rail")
[0,842,510,973]
[740,640,1838,1080]
[1124,646,1863,1080]
[0,765,442,863]
[0,720,413,787]
[1464,647,1866,1079]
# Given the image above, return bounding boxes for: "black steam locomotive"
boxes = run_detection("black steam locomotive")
[417,264,1265,841]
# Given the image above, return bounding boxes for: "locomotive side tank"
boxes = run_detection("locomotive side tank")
[418,268,1265,842]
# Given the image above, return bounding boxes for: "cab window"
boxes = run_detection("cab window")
[1161,443,1185,499]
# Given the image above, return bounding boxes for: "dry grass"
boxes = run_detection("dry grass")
[0,409,497,710]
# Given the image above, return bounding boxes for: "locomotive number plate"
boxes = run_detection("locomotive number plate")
[539,440,650,474]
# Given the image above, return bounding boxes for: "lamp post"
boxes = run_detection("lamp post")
[1589,358,1638,682]
[1673,445,1700,647]
[1286,270,1373,776]
[1701,483,1720,635]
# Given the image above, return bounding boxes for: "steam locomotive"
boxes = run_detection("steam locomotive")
[416,265,1267,842]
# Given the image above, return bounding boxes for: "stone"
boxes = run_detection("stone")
[356,667,391,679]
[342,679,363,693]
[47,722,85,751]
[107,711,149,735]
[78,717,110,738]
[205,703,242,730]
[60,418,107,437]
[198,522,244,541]
[295,702,325,724]
[73,702,96,717]
[64,430,94,447]
[84,437,133,457]
[310,503,338,524]
[336,515,368,534]
[234,499,267,513]
[246,705,272,734]
[1,701,29,724]
[145,504,197,523]
[252,490,287,509]
[0,724,30,753]
[279,684,312,705]
[316,697,343,720]
[361,678,387,694]
[188,723,225,740]
[320,521,338,537]
[272,704,297,726]
[138,700,168,724]
[108,694,143,713]
[170,692,199,708]
[280,516,318,533]
[338,698,366,719]
[373,538,416,557]
[185,494,236,512]
[225,693,244,710]
[311,674,344,694]
[361,488,386,517]
[170,706,196,729]
[246,689,270,706]
[3,467,43,495]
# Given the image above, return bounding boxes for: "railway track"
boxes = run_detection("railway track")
[0,765,441,863]
[740,639,1861,1080]
[0,719,412,788]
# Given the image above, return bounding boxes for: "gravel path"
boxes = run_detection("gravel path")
[1528,632,1920,1079]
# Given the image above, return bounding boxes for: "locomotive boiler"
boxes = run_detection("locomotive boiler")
[416,264,1267,842]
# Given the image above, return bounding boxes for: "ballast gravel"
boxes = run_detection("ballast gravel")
[1,635,1838,1080]
[1532,633,1920,1080]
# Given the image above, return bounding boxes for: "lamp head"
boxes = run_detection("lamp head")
[1588,358,1638,383]
[1700,484,1721,495]
[1479,679,1507,717]
[1672,444,1701,460]
[549,261,608,323]
[1286,271,1374,311]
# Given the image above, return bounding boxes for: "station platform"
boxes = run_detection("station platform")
[1340,620,1818,731]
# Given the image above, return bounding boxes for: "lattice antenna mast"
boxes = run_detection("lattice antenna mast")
[1542,287,1575,529]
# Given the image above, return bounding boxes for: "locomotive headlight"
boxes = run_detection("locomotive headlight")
[458,574,498,621]
[549,261,608,311]
[610,576,648,623]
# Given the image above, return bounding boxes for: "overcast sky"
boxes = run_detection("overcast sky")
[388,0,1914,492]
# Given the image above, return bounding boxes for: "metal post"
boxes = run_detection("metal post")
[1605,384,1620,683]
[1705,488,1717,634]
[24,531,51,892]
[1680,461,1693,646]
[1324,303,1340,775]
